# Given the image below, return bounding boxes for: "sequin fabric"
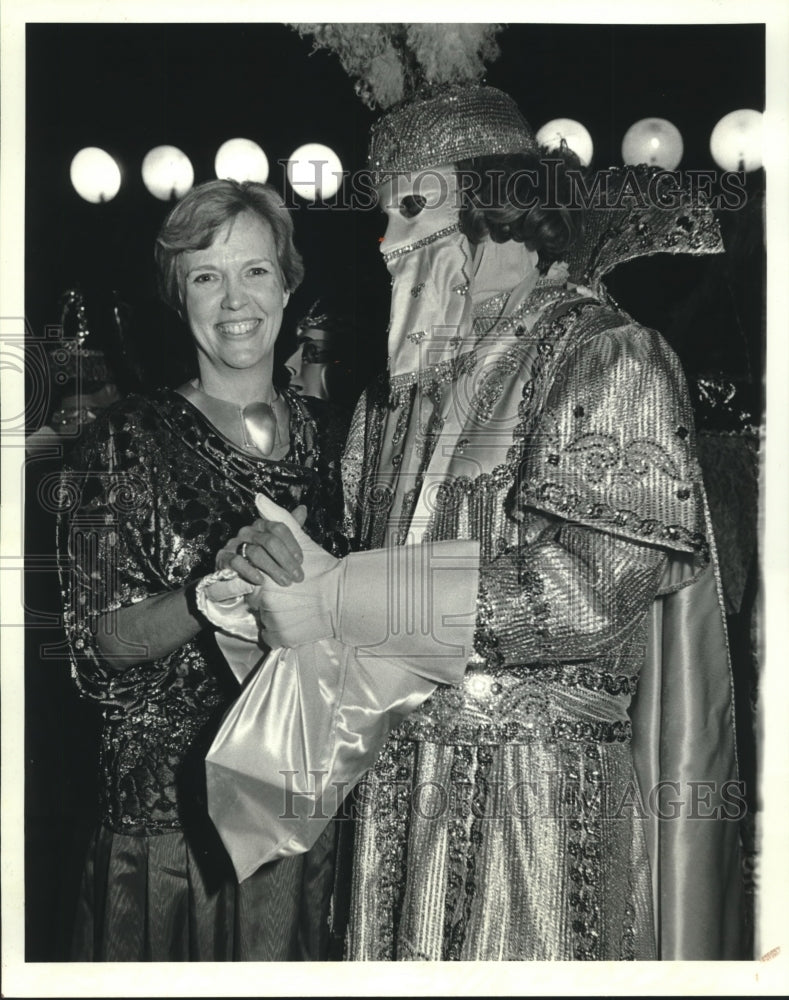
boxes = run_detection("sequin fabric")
[57,388,346,836]
[565,164,725,299]
[338,279,711,959]
[368,84,539,180]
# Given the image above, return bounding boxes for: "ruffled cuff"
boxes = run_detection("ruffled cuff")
[196,569,259,642]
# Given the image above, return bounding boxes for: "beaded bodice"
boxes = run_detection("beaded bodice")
[58,388,346,835]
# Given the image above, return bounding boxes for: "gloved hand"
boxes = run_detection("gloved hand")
[196,494,336,644]
[250,496,481,683]
[244,495,344,648]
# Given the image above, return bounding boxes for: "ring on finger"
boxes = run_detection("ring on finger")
[237,541,250,560]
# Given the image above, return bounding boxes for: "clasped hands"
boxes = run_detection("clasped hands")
[210,495,344,649]
[202,494,481,679]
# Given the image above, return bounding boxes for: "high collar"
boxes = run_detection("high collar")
[471,239,540,302]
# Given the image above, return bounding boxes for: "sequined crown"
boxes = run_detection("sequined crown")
[368,84,539,178]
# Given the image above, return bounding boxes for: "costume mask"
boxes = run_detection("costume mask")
[285,328,333,400]
[377,167,472,376]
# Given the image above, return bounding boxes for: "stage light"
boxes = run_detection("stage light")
[536,118,594,166]
[142,145,194,200]
[286,143,344,201]
[621,118,683,170]
[215,138,270,183]
[710,110,763,172]
[70,147,122,203]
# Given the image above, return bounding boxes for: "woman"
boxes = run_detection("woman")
[204,86,745,960]
[57,179,345,961]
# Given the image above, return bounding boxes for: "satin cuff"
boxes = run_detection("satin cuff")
[206,639,450,881]
[196,568,258,642]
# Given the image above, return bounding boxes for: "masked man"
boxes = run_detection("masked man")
[199,85,744,961]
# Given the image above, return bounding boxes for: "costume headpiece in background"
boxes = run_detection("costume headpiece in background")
[29,288,132,446]
[295,298,347,351]
[47,289,117,394]
[286,298,355,405]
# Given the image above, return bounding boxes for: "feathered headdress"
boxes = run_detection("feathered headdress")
[290,23,503,110]
[290,24,538,176]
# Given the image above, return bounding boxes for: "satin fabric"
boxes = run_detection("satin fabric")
[206,641,435,881]
[201,509,481,881]
[377,169,470,373]
[632,509,746,959]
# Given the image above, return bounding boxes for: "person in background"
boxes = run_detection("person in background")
[25,289,128,454]
[284,300,355,409]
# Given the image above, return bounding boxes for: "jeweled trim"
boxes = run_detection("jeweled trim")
[396,716,632,747]
[443,745,493,959]
[382,224,461,264]
[521,481,709,556]
[368,736,417,960]
[567,742,603,960]
[387,350,478,400]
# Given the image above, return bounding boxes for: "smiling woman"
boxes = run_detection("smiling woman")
[181,214,290,406]
[55,180,348,961]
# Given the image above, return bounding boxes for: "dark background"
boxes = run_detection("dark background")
[25,21,766,389]
[24,21,765,961]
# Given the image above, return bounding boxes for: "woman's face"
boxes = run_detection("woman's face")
[181,211,289,378]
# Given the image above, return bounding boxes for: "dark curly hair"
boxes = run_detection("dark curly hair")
[456,150,585,273]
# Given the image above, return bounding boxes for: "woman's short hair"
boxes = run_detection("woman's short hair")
[155,179,305,317]
[456,150,585,272]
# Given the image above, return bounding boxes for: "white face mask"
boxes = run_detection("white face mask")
[377,167,473,376]
[377,167,461,255]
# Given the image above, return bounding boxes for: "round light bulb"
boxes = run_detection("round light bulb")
[286,143,344,201]
[536,118,594,167]
[214,138,269,183]
[70,147,122,203]
[141,145,194,201]
[710,110,763,172]
[621,118,684,170]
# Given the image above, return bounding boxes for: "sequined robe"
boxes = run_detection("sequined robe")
[57,387,346,960]
[338,274,743,960]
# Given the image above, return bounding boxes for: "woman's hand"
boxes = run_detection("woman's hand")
[216,505,307,587]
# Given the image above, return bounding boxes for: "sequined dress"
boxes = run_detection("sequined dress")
[338,272,743,960]
[57,387,346,961]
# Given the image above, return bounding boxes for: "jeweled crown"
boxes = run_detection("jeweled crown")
[368,84,539,179]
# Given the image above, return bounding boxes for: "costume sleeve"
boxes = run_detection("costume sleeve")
[484,318,744,957]
[475,518,668,667]
[476,319,706,667]
[514,318,707,560]
[56,401,172,708]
